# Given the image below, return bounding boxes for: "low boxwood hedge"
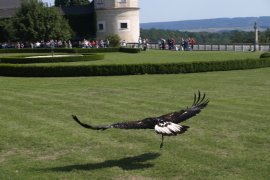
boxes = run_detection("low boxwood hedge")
[0,58,269,77]
[0,48,75,54]
[0,47,140,54]
[260,52,270,59]
[119,47,141,53]
[0,53,104,64]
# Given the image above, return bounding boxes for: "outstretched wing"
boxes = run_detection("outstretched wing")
[157,91,209,124]
[72,115,158,130]
[72,91,209,130]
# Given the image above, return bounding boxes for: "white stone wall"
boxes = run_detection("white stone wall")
[95,0,140,43]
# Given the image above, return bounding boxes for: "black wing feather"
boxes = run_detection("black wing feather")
[72,115,158,130]
[157,91,209,124]
[72,91,209,130]
[72,115,110,130]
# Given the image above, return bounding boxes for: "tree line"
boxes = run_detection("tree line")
[140,28,270,44]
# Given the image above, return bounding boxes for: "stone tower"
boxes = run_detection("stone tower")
[94,0,140,43]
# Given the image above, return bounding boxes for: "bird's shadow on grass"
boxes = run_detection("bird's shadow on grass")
[44,152,161,172]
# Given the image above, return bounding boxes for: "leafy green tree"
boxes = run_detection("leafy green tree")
[259,29,270,43]
[264,29,270,43]
[55,0,90,7]
[106,34,120,47]
[0,18,16,42]
[13,0,73,42]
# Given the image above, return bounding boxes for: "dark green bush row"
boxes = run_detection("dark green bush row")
[0,48,75,54]
[119,47,141,53]
[0,58,269,77]
[0,54,104,64]
[0,47,140,54]
[260,52,270,59]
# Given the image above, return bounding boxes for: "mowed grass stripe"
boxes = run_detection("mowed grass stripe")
[0,68,270,179]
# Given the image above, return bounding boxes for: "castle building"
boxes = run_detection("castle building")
[0,0,22,18]
[0,0,140,43]
[95,0,140,43]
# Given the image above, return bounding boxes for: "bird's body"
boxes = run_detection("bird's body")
[72,91,209,148]
[154,121,189,136]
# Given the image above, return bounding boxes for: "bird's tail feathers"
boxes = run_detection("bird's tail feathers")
[72,115,109,130]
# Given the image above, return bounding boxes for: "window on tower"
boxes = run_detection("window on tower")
[99,24,104,31]
[118,0,128,7]
[97,21,106,32]
[118,20,130,31]
[119,0,127,3]
[120,23,128,29]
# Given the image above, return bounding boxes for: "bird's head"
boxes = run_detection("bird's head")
[157,118,163,123]
[157,118,165,125]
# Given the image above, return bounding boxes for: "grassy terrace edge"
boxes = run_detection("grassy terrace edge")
[0,58,269,77]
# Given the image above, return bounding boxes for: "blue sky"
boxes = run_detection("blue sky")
[42,0,270,23]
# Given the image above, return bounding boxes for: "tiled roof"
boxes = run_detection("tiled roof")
[0,0,22,9]
[58,5,95,15]
[0,3,94,19]
[0,8,18,18]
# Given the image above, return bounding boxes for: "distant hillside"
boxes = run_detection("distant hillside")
[140,16,270,32]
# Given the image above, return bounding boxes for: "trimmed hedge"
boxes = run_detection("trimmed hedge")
[260,52,270,59]
[119,47,141,53]
[0,54,104,64]
[0,58,269,77]
[0,48,75,54]
[0,47,140,54]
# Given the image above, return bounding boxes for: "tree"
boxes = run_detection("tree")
[259,29,270,43]
[0,18,16,42]
[55,0,90,7]
[13,0,73,42]
[106,34,120,47]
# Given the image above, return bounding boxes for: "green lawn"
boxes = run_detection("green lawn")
[1,50,262,66]
[100,50,261,64]
[64,50,261,65]
[0,67,269,179]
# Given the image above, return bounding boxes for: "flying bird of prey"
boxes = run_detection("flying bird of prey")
[72,91,209,148]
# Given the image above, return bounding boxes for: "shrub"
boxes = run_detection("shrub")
[119,47,141,53]
[106,34,121,47]
[0,48,76,54]
[0,54,104,64]
[260,53,270,59]
[0,47,140,54]
[0,58,269,77]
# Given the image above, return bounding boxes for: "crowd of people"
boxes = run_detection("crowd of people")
[0,39,111,49]
[79,39,109,48]
[159,37,196,51]
[0,40,73,49]
[1,37,196,51]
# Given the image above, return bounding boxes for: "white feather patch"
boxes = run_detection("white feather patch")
[155,122,182,135]
[167,123,182,133]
